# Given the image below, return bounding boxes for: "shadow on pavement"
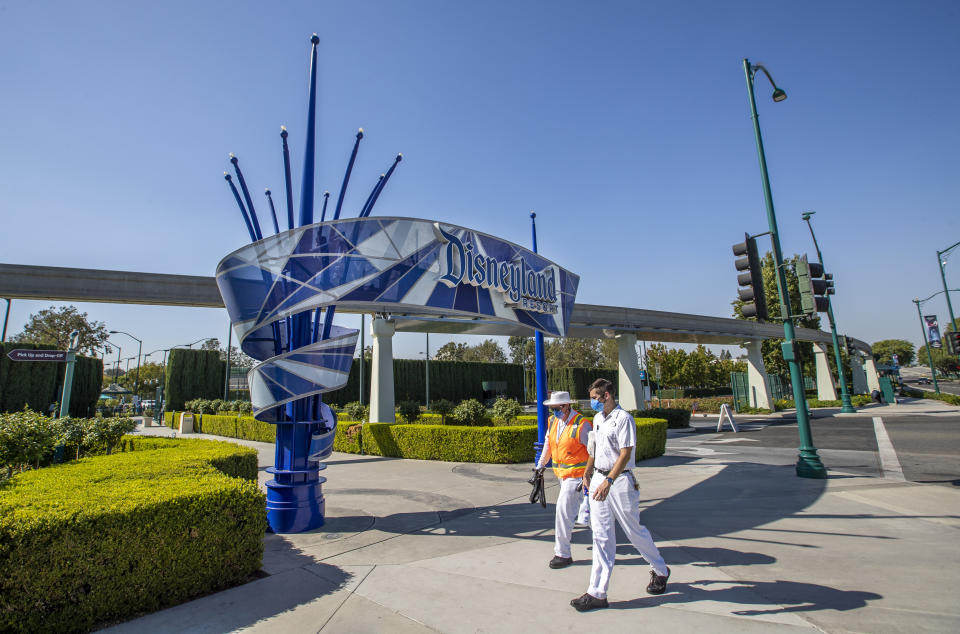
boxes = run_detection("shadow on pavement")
[611,578,882,614]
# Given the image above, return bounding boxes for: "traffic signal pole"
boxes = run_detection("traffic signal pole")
[744,58,826,479]
[803,215,855,413]
[913,298,941,394]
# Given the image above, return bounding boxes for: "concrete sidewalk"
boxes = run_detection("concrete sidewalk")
[103,421,960,633]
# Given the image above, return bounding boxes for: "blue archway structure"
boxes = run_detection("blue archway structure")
[216,36,579,533]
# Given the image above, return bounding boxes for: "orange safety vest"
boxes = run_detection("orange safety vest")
[547,411,590,479]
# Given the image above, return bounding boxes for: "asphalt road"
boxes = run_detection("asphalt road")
[913,381,960,396]
[676,414,960,487]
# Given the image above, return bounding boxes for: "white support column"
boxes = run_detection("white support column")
[864,356,881,393]
[812,342,838,401]
[851,355,868,394]
[369,317,396,423]
[745,341,772,410]
[616,333,645,411]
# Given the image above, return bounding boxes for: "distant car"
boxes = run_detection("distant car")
[917,378,932,385]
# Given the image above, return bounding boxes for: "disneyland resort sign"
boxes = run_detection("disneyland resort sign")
[433,223,558,315]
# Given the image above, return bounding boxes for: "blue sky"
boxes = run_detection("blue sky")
[1,1,958,362]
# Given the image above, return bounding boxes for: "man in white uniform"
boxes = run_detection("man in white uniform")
[535,391,592,568]
[570,378,670,611]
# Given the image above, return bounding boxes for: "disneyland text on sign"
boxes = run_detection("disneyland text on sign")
[433,223,559,314]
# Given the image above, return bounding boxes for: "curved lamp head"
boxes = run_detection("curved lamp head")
[801,211,816,221]
[772,87,787,102]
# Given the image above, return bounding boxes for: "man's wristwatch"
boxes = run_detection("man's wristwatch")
[605,476,615,485]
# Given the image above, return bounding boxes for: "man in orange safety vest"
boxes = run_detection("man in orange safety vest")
[535,390,592,569]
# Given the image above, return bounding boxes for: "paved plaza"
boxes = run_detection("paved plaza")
[104,407,960,633]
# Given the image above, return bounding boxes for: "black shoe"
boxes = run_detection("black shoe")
[570,592,608,611]
[549,555,574,569]
[647,567,670,594]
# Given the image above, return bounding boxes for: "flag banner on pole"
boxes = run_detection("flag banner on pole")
[925,315,942,348]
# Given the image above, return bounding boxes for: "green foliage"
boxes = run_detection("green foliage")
[0,343,101,416]
[164,349,226,411]
[324,359,525,405]
[492,397,523,424]
[524,367,618,402]
[650,396,734,414]
[199,414,276,443]
[434,339,507,363]
[451,398,489,426]
[429,399,455,424]
[396,400,422,424]
[902,388,960,406]
[871,339,916,367]
[633,418,668,460]
[0,438,264,632]
[731,252,822,377]
[916,343,960,375]
[0,410,136,476]
[8,305,109,356]
[638,408,690,429]
[344,401,369,423]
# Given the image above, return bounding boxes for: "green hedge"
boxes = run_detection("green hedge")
[200,414,276,443]
[0,437,264,633]
[638,408,690,429]
[187,414,668,464]
[164,349,226,411]
[524,367,618,402]
[902,388,960,406]
[0,343,102,416]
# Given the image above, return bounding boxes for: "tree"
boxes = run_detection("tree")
[917,344,959,375]
[871,339,916,367]
[434,341,468,361]
[11,305,109,355]
[507,336,535,366]
[681,345,714,387]
[732,252,821,377]
[645,344,686,388]
[546,338,603,368]
[462,339,507,363]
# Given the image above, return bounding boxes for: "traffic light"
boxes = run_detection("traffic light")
[796,254,832,315]
[839,335,855,355]
[945,331,960,355]
[732,233,768,321]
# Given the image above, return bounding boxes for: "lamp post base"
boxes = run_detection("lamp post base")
[795,453,828,479]
[265,477,326,533]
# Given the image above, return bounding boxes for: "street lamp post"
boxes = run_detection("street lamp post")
[936,241,960,360]
[110,330,142,397]
[743,58,826,479]
[801,212,855,413]
[912,289,959,393]
[425,332,430,409]
[1,298,10,343]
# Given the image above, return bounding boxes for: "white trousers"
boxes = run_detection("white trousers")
[554,477,583,557]
[587,472,667,599]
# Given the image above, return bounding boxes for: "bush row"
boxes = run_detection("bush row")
[0,410,136,478]
[0,436,264,633]
[902,388,960,406]
[184,398,252,415]
[774,395,874,410]
[187,411,668,464]
[164,349,226,411]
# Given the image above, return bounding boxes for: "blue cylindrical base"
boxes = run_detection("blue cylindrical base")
[265,476,327,533]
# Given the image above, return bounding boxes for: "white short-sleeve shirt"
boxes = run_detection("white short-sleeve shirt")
[592,405,636,472]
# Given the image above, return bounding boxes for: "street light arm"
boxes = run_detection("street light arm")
[751,63,779,89]
[915,288,960,305]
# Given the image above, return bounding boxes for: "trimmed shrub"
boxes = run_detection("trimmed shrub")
[344,401,369,423]
[451,399,488,426]
[199,414,276,443]
[429,399,455,424]
[492,398,523,425]
[396,400,422,424]
[903,388,960,406]
[634,418,668,460]
[165,349,226,411]
[652,397,733,414]
[0,437,264,633]
[637,408,690,429]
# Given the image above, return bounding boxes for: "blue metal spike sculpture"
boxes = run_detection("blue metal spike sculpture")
[215,34,405,533]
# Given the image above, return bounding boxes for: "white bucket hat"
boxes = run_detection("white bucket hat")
[542,391,576,406]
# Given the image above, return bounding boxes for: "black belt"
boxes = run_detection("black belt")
[596,468,616,476]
